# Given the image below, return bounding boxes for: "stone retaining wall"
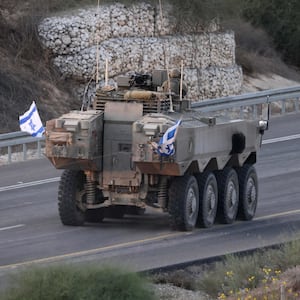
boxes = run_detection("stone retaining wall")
[38,2,243,100]
[39,3,176,55]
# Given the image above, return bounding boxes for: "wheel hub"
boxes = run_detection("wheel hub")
[247,177,257,205]
[76,190,86,211]
[207,184,216,213]
[227,180,237,207]
[187,187,197,219]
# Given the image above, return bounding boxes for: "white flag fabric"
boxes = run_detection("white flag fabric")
[153,119,182,156]
[19,101,45,137]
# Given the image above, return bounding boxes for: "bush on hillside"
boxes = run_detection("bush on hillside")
[243,0,300,67]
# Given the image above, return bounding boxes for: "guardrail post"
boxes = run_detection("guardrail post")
[281,100,286,115]
[8,146,12,163]
[296,98,299,112]
[38,140,42,158]
[253,105,258,119]
[23,144,27,161]
[240,106,244,119]
[225,109,229,118]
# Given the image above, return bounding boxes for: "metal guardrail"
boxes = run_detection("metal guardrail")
[1,85,300,164]
[191,85,300,118]
[0,132,44,164]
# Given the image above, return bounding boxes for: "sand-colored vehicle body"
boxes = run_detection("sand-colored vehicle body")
[45,70,267,230]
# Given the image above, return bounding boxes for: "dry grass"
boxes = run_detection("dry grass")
[0,1,79,133]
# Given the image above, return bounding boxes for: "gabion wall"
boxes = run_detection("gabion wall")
[38,2,243,100]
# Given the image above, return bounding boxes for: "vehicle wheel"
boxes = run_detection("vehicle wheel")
[168,175,199,231]
[85,208,105,223]
[197,172,218,228]
[58,170,86,226]
[237,164,258,220]
[216,168,239,224]
[108,206,126,219]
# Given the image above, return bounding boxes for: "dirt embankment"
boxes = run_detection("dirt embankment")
[0,1,78,134]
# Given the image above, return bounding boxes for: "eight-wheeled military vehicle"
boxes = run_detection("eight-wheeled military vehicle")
[45,69,268,231]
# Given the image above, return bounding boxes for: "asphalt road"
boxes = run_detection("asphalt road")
[0,113,300,285]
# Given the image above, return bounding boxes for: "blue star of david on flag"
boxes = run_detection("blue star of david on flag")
[19,101,45,137]
[152,119,182,156]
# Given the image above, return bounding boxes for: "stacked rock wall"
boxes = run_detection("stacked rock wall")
[38,2,243,100]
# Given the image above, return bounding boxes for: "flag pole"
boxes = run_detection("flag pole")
[159,0,174,112]
[95,0,100,89]
[159,0,163,29]
[180,60,184,101]
[105,58,108,86]
[166,66,174,112]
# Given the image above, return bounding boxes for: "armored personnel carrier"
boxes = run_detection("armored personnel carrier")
[45,70,268,231]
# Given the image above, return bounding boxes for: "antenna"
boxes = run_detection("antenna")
[180,60,184,101]
[158,0,174,113]
[166,66,174,113]
[159,0,164,30]
[95,0,101,89]
[158,0,165,65]
[105,58,108,86]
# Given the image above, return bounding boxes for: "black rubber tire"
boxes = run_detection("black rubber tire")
[236,164,258,220]
[216,168,239,224]
[197,172,218,228]
[168,175,199,231]
[58,170,86,226]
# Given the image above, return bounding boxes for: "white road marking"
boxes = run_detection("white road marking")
[0,177,60,193]
[0,224,25,232]
[255,209,300,220]
[263,133,300,144]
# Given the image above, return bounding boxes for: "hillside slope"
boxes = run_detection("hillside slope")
[0,1,78,134]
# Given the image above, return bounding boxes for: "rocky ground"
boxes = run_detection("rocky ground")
[153,283,213,300]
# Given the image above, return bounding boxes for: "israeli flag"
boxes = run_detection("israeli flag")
[156,119,182,156]
[19,101,45,137]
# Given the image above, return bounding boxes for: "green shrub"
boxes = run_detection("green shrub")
[1,265,156,300]
[243,0,300,67]
[197,254,264,297]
